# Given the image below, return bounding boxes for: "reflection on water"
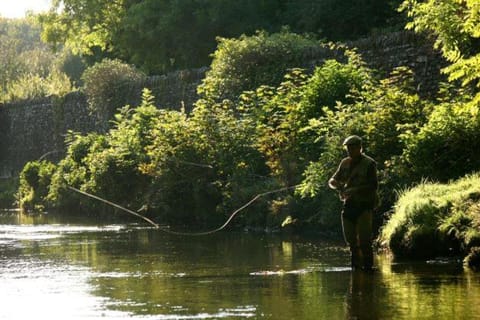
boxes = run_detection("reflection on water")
[1,212,480,319]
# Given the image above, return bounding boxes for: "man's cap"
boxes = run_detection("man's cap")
[343,135,362,146]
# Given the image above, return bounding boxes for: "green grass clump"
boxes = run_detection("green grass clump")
[378,173,480,260]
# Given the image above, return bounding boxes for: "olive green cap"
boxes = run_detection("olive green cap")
[343,135,362,146]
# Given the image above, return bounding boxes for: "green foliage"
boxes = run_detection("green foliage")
[38,0,402,74]
[300,54,370,119]
[299,67,429,208]
[284,0,404,40]
[0,17,78,102]
[0,178,18,208]
[236,54,372,229]
[378,174,480,259]
[82,59,146,126]
[54,48,88,87]
[18,160,56,212]
[198,30,324,101]
[39,0,126,55]
[140,97,269,226]
[399,102,480,182]
[117,0,284,73]
[5,71,72,101]
[400,0,480,104]
[47,132,108,209]
[43,90,270,227]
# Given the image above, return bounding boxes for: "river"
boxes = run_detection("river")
[0,212,479,319]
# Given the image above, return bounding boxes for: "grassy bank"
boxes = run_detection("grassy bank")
[378,173,480,268]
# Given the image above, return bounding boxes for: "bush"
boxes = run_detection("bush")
[378,174,480,259]
[142,96,270,227]
[82,59,146,129]
[47,132,109,210]
[42,90,271,228]
[399,103,480,182]
[198,30,326,102]
[17,160,56,212]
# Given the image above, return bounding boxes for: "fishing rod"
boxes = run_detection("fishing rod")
[68,184,300,236]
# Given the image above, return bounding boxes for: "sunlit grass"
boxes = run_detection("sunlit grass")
[378,173,480,259]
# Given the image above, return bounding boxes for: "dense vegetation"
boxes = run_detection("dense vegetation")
[4,0,480,268]
[0,17,79,102]
[38,0,403,73]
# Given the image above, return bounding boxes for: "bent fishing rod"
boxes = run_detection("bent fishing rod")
[68,184,299,236]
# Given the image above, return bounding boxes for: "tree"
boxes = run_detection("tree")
[284,0,404,40]
[38,0,126,55]
[0,17,75,102]
[38,0,405,74]
[400,0,480,105]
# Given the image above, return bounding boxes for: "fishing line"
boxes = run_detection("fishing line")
[68,184,300,236]
[68,186,161,228]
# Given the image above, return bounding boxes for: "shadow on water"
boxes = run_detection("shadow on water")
[1,212,480,319]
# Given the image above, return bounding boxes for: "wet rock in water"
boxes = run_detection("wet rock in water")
[464,247,480,271]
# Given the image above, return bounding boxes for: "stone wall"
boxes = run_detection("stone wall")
[0,93,95,177]
[0,31,446,178]
[0,68,207,177]
[346,31,446,95]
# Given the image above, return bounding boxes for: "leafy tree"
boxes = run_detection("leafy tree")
[38,0,404,74]
[400,0,480,105]
[284,0,404,40]
[0,17,46,97]
[0,17,78,102]
[117,0,283,72]
[38,0,126,55]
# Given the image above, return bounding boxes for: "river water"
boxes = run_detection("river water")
[0,212,479,320]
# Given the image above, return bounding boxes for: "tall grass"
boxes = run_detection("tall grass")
[378,173,480,259]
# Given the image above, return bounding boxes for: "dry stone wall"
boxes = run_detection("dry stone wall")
[0,31,445,177]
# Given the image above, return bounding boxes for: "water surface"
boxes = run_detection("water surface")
[0,212,479,319]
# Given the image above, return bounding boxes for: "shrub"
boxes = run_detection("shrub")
[82,59,146,128]
[400,103,480,182]
[47,132,109,210]
[17,160,56,212]
[142,97,270,226]
[236,53,372,230]
[198,30,325,102]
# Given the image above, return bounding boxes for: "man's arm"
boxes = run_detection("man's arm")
[328,159,347,191]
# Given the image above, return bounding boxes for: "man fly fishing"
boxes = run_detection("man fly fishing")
[328,135,378,271]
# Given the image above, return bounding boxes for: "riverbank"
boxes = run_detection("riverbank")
[378,173,480,269]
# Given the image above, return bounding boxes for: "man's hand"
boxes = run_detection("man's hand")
[328,178,342,190]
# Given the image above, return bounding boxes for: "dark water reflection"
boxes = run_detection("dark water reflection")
[0,212,479,319]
